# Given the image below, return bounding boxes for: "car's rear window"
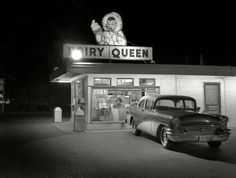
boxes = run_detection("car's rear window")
[145,100,154,109]
[155,98,195,110]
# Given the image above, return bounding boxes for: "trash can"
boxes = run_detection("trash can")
[74,107,85,132]
[54,107,62,123]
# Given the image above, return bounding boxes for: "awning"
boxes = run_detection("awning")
[50,62,236,83]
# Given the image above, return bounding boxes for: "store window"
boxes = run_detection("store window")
[91,88,142,122]
[139,78,155,86]
[117,78,134,86]
[94,78,111,86]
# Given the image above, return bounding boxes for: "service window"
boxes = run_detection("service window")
[139,78,155,86]
[94,78,111,86]
[117,78,134,86]
[145,100,154,109]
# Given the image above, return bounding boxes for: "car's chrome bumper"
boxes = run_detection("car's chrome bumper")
[167,130,230,142]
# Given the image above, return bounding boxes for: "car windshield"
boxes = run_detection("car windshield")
[155,98,195,111]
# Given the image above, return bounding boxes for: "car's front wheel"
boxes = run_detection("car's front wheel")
[160,126,174,149]
[207,141,222,148]
[132,120,141,136]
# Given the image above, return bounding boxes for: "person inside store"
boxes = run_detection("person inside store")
[103,97,111,121]
[112,96,126,121]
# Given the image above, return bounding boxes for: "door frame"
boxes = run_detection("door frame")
[204,82,221,114]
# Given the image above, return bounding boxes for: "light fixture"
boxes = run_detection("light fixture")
[71,49,82,60]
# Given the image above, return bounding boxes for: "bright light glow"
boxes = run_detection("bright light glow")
[57,80,71,83]
[71,49,82,60]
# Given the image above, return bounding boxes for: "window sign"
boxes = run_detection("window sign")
[94,78,111,86]
[139,78,155,86]
[117,78,134,86]
[145,87,160,95]
[93,89,108,96]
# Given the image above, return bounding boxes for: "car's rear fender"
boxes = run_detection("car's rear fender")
[135,117,155,135]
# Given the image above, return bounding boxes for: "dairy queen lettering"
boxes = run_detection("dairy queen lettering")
[63,44,152,61]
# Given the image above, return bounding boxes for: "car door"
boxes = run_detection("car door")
[151,98,172,136]
[136,99,152,134]
[133,99,145,123]
[145,99,161,137]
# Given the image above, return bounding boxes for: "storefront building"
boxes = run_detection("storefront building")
[51,62,236,129]
[51,12,236,130]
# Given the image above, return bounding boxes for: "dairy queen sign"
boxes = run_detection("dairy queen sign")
[63,44,153,61]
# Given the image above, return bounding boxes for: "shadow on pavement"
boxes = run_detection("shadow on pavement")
[141,128,236,165]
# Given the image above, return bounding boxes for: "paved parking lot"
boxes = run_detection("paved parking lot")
[0,115,236,178]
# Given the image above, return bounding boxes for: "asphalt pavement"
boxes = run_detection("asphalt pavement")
[0,115,236,178]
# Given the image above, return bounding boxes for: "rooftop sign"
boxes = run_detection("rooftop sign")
[63,44,153,61]
[63,12,153,61]
[91,12,127,46]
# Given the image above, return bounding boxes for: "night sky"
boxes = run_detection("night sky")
[1,1,236,68]
[0,0,236,110]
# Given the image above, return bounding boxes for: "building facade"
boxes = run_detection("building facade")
[51,63,236,129]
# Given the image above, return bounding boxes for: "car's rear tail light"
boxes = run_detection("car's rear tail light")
[219,115,228,129]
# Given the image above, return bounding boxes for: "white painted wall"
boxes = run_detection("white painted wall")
[158,75,177,94]
[225,77,236,127]
[159,76,222,112]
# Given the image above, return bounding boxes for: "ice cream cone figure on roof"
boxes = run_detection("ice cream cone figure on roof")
[91,12,127,46]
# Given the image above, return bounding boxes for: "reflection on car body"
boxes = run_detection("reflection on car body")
[130,94,230,149]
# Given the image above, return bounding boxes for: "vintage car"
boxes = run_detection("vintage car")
[130,94,230,149]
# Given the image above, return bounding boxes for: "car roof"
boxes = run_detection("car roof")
[140,94,195,101]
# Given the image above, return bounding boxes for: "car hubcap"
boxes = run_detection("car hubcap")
[161,129,168,146]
